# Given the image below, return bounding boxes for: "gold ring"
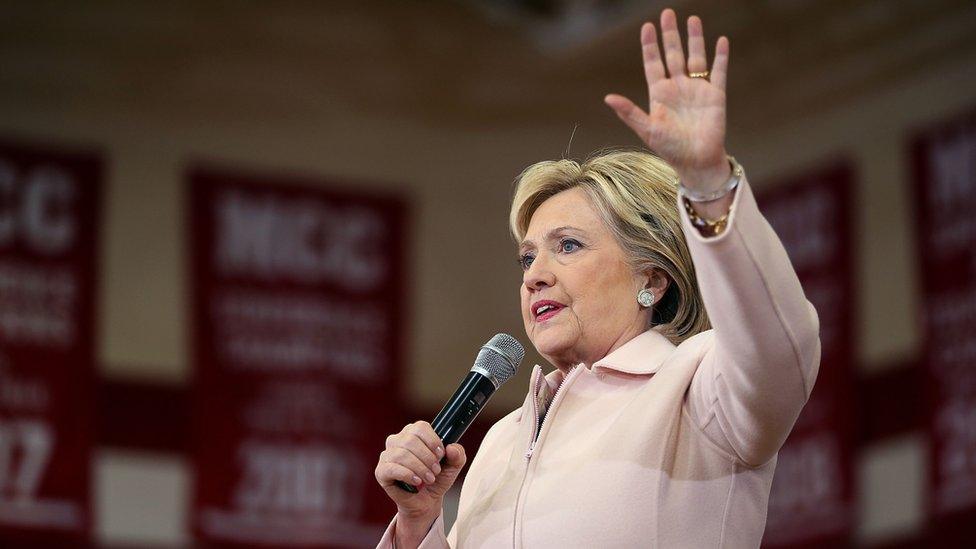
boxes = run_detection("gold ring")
[689,70,710,79]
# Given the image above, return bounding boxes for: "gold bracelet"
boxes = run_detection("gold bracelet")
[683,197,729,237]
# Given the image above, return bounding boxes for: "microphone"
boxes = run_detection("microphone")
[396,333,524,493]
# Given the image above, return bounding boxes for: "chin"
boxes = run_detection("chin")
[529,329,576,362]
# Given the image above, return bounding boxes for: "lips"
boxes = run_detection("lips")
[531,300,565,322]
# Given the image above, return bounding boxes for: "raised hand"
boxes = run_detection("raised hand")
[605,9,731,193]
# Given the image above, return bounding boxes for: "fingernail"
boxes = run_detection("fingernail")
[433,463,442,475]
[425,472,436,483]
[436,446,444,457]
[412,475,422,486]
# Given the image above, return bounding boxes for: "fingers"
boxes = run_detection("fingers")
[380,421,444,485]
[710,36,730,91]
[375,461,424,488]
[403,421,444,458]
[392,447,439,484]
[640,22,665,94]
[686,15,707,75]
[659,8,685,78]
[604,94,652,141]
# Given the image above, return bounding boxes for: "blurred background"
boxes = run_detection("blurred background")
[1,0,975,547]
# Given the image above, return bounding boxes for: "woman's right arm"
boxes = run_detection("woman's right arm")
[374,421,466,549]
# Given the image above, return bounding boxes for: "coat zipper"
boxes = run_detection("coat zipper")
[512,365,581,547]
[511,368,543,549]
[525,368,572,459]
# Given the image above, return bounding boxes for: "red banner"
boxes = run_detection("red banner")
[0,140,100,544]
[756,163,856,547]
[189,166,407,547]
[911,109,976,542]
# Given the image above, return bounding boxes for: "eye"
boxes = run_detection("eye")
[559,238,582,253]
[518,253,535,271]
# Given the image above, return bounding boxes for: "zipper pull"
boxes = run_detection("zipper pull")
[525,441,535,460]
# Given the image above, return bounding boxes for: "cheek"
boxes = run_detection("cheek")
[573,263,634,324]
[519,286,533,324]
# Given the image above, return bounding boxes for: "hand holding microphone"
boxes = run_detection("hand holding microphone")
[374,334,523,531]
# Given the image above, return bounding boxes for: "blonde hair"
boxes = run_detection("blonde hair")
[509,149,710,345]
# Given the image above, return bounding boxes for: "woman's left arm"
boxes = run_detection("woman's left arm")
[607,9,821,467]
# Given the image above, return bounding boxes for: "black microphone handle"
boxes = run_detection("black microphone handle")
[395,371,497,493]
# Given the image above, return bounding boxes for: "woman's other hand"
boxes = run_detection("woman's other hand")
[605,8,731,194]
[374,421,466,546]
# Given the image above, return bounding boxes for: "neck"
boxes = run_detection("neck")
[547,323,649,374]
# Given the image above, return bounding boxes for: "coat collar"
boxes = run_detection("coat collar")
[517,330,675,424]
[591,328,676,375]
[524,329,676,400]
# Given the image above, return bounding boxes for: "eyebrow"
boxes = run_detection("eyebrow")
[519,225,585,249]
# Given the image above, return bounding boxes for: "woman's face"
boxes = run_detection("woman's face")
[519,187,654,370]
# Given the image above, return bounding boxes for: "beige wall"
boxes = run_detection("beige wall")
[2,2,976,545]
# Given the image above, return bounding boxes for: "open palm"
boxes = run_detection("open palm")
[606,9,730,187]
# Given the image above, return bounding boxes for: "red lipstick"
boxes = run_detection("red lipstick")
[532,300,565,322]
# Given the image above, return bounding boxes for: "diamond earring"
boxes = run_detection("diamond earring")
[637,288,655,308]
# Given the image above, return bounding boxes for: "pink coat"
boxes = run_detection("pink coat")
[379,174,821,547]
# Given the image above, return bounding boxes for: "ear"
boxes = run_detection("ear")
[641,268,670,303]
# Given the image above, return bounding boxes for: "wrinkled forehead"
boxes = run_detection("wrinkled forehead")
[522,187,609,245]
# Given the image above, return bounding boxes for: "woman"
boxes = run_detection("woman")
[375,8,820,548]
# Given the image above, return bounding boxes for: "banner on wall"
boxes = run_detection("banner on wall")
[0,140,100,543]
[189,166,407,547]
[756,163,856,548]
[911,110,976,537]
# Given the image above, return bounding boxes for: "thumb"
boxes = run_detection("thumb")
[426,443,466,496]
[604,94,652,141]
[443,443,466,471]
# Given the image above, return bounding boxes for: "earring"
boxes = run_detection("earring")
[637,288,655,308]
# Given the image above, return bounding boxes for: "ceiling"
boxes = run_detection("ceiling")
[0,0,974,132]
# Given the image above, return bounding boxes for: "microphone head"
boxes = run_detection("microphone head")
[472,333,524,389]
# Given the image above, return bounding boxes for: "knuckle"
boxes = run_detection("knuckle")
[413,437,435,456]
[401,437,421,453]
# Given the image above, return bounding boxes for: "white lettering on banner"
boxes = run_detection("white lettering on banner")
[929,286,976,389]
[929,129,976,255]
[0,261,77,346]
[233,443,363,519]
[243,383,358,436]
[0,366,50,413]
[0,420,53,502]
[215,190,388,291]
[761,185,836,272]
[935,396,976,513]
[0,499,80,530]
[765,433,848,544]
[212,290,388,380]
[931,130,976,212]
[0,160,77,254]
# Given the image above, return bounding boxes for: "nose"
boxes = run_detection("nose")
[523,252,555,292]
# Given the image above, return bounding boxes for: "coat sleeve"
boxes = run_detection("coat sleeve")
[681,172,822,467]
[375,513,451,549]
